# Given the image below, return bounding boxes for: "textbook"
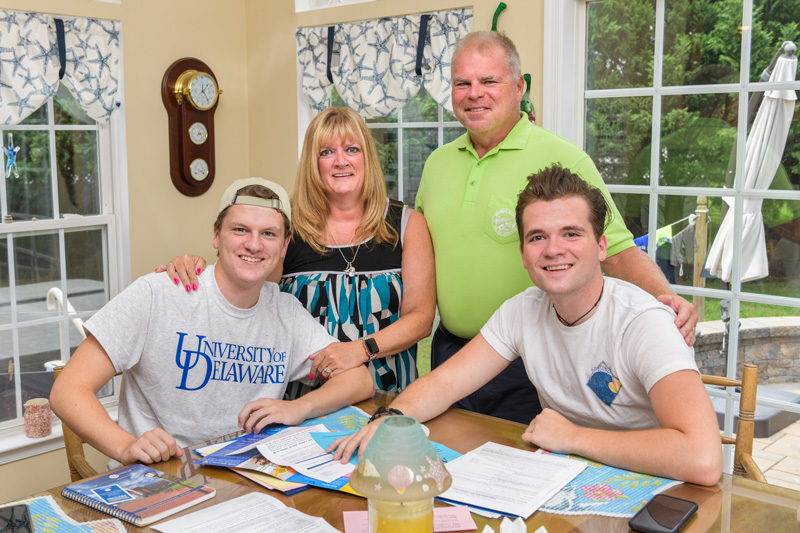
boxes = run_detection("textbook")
[61,464,216,527]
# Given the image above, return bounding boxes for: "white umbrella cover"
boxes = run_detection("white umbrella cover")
[706,51,798,283]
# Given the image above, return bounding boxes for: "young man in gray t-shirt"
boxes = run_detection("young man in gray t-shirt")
[52,178,373,466]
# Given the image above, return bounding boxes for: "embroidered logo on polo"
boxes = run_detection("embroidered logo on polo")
[173,332,287,391]
[492,208,517,237]
[586,361,622,406]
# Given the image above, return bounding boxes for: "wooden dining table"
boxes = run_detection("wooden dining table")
[22,392,800,532]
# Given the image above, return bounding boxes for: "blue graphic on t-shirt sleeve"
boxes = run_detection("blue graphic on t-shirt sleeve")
[586,361,621,406]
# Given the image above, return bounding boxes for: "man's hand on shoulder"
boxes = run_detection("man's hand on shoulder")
[521,408,579,454]
[657,293,698,347]
[119,428,182,465]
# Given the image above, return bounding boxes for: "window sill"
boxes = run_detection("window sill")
[0,406,117,466]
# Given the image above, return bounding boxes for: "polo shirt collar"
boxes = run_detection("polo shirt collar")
[458,113,532,159]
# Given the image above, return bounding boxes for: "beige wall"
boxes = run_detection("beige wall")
[1,0,544,503]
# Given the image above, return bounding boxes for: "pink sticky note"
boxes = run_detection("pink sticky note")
[343,506,477,533]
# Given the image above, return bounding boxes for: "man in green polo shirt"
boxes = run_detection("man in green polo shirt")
[416,30,698,424]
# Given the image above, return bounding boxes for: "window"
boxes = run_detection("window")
[546,0,800,475]
[332,86,465,204]
[0,84,126,435]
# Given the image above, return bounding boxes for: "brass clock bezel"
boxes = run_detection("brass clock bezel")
[174,69,220,111]
[188,122,208,145]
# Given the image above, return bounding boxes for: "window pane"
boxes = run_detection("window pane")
[694,296,730,372]
[403,128,437,205]
[402,87,438,122]
[0,329,14,422]
[586,0,655,90]
[14,233,61,323]
[744,93,799,191]
[0,236,8,326]
[443,127,466,144]
[19,105,47,125]
[739,198,800,299]
[585,96,652,185]
[663,0,743,86]
[658,93,739,187]
[611,192,650,240]
[57,130,101,216]
[749,0,800,83]
[66,228,108,313]
[5,130,54,220]
[18,322,59,404]
[54,85,93,126]
[371,128,398,199]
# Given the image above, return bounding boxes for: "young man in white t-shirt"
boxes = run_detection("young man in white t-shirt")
[331,166,722,486]
[52,178,373,467]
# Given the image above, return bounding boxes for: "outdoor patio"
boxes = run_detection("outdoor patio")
[752,383,800,490]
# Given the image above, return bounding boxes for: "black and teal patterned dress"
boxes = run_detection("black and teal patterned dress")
[280,199,417,399]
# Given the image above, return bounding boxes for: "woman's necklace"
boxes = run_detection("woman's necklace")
[329,226,361,277]
[553,279,605,327]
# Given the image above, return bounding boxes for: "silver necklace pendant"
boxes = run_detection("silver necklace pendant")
[344,263,356,277]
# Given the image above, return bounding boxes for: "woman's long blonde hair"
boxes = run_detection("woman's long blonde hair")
[293,107,398,254]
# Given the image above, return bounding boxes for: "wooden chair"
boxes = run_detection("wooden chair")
[702,363,767,483]
[52,365,102,481]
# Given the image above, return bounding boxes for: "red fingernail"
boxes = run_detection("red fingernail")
[174,278,179,284]
[192,283,197,291]
[185,285,190,292]
[197,268,202,274]
[309,374,314,380]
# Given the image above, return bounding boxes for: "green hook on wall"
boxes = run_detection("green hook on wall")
[521,73,536,124]
[491,2,507,32]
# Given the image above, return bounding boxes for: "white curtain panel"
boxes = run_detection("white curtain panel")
[296,8,473,118]
[0,10,121,125]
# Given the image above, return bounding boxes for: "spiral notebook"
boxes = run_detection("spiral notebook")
[60,464,215,526]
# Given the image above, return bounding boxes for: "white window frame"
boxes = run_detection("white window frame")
[545,0,800,472]
[0,41,129,465]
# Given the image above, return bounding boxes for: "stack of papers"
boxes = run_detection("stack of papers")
[439,442,586,518]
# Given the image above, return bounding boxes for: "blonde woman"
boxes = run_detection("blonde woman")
[161,108,435,398]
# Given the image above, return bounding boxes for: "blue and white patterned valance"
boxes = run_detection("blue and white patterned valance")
[0,10,120,125]
[297,8,472,118]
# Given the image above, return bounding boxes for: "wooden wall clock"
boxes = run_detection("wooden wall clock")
[162,58,222,196]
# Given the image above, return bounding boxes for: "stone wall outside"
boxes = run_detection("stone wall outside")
[695,317,800,383]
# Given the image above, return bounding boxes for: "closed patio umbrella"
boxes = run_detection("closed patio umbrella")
[705,42,797,283]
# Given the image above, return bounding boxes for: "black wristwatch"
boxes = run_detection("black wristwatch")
[362,337,379,362]
[369,406,403,423]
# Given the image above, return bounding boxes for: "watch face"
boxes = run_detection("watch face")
[189,73,217,110]
[189,158,209,182]
[189,122,208,145]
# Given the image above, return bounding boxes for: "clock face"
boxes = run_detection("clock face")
[189,158,209,182]
[189,122,208,145]
[188,73,218,110]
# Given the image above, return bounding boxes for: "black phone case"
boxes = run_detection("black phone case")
[629,494,698,533]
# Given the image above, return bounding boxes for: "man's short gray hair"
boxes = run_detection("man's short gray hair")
[452,31,522,80]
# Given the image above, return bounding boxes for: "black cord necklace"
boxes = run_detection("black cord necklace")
[553,279,605,327]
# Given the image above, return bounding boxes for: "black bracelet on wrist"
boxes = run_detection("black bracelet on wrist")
[369,405,404,424]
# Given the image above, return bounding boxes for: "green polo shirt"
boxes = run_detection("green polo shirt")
[416,115,634,338]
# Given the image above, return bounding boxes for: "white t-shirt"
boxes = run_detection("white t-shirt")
[481,277,698,430]
[85,264,336,447]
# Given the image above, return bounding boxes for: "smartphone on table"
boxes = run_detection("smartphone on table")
[629,494,698,533]
[0,504,33,533]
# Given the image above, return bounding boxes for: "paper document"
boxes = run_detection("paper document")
[257,424,353,483]
[439,442,585,518]
[152,492,339,533]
